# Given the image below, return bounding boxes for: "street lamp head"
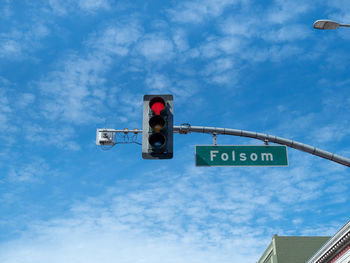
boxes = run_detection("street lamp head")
[313,20,340,30]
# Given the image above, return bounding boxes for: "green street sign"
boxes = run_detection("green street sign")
[195,145,288,167]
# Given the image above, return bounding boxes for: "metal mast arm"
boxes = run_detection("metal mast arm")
[174,125,350,167]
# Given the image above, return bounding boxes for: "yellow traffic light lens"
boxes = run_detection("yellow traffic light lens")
[149,115,165,132]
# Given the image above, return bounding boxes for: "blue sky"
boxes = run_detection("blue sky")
[1,0,350,262]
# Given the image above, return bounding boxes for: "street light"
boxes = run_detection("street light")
[313,19,350,30]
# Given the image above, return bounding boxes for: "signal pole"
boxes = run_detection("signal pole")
[96,125,350,167]
[96,93,350,167]
[173,125,350,167]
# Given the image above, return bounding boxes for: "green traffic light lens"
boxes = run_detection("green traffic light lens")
[149,115,165,132]
[149,133,166,150]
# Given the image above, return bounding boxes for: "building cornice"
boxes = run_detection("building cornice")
[307,221,350,263]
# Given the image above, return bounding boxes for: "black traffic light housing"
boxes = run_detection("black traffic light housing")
[142,95,173,159]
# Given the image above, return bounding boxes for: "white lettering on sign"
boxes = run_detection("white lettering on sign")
[240,153,247,161]
[221,153,229,161]
[250,153,258,161]
[261,153,273,161]
[210,150,219,161]
[209,150,275,163]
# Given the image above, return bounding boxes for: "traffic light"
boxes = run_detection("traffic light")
[142,95,173,159]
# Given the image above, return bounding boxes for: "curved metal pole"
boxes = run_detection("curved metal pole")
[174,125,350,167]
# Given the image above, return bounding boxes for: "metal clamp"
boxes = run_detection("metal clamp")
[179,123,191,134]
[213,133,217,146]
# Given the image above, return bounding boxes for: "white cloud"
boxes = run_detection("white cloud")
[168,0,243,24]
[204,58,234,74]
[241,44,303,64]
[39,54,109,124]
[145,73,198,103]
[24,124,81,151]
[270,80,350,150]
[0,223,260,263]
[201,57,239,86]
[48,0,111,15]
[0,86,18,137]
[137,34,174,61]
[198,36,242,59]
[199,41,221,58]
[268,44,303,61]
[78,0,110,12]
[145,74,171,93]
[88,22,142,56]
[48,0,69,15]
[113,90,143,125]
[0,39,22,58]
[0,159,347,263]
[179,5,311,78]
[300,222,344,236]
[172,29,189,52]
[17,93,35,109]
[38,21,141,124]
[0,0,12,18]
[264,25,311,42]
[326,0,350,25]
[217,37,242,54]
[0,92,12,117]
[0,170,264,262]
[313,124,350,144]
[7,158,52,183]
[267,0,309,24]
[219,16,257,38]
[0,23,50,60]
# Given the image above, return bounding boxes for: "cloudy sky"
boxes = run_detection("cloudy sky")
[1,0,350,262]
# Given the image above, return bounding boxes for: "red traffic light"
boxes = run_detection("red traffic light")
[150,97,165,115]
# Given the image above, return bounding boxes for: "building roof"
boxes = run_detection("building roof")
[257,235,330,263]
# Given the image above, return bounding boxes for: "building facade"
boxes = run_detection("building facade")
[257,235,330,263]
[307,220,350,263]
